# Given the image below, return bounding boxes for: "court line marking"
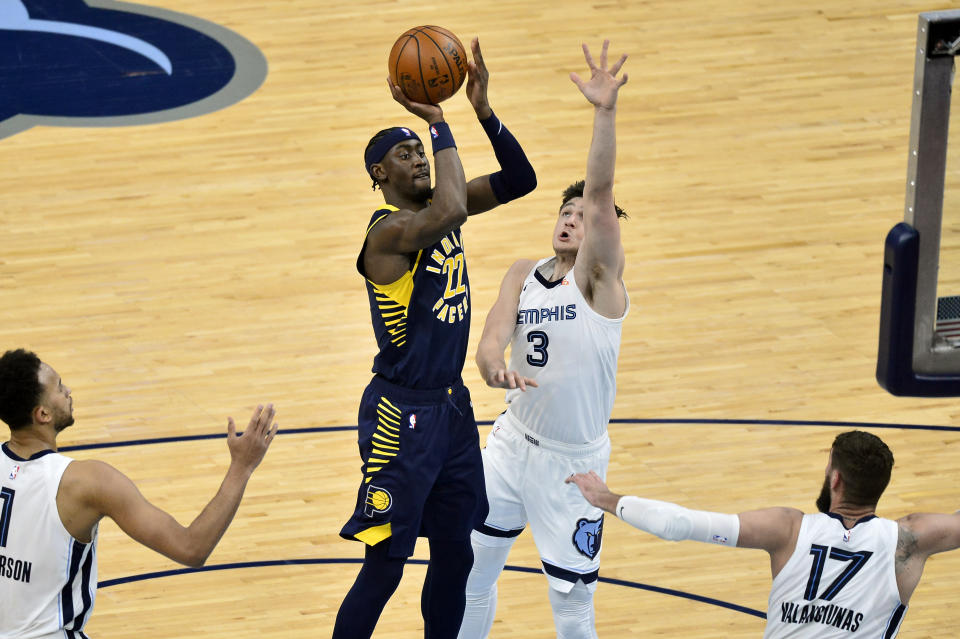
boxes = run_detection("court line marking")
[59,417,960,452]
[97,558,766,619]
[75,416,959,620]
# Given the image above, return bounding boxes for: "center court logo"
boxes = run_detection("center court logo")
[0,0,268,139]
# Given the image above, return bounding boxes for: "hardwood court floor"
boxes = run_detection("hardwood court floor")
[3,0,960,637]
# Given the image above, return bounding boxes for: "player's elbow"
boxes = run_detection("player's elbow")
[431,197,468,228]
[510,164,537,199]
[172,532,215,567]
[179,548,211,568]
[449,203,469,226]
[490,168,537,204]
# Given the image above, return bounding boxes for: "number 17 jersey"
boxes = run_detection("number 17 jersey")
[764,512,906,638]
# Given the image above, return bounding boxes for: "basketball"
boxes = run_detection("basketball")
[388,26,468,105]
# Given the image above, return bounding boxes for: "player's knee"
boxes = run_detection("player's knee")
[429,537,474,580]
[548,582,597,639]
[359,541,406,590]
[465,578,497,606]
[465,532,513,593]
[465,564,499,597]
[471,528,517,548]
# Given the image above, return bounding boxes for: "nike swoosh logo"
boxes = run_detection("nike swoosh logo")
[0,0,172,74]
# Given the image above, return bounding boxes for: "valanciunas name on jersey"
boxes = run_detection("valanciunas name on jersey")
[778,601,864,633]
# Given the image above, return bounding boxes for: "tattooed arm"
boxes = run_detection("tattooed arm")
[895,512,960,603]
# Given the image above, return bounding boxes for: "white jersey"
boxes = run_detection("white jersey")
[504,258,628,445]
[764,513,906,639]
[0,443,98,639]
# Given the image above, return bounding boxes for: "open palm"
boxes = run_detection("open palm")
[570,40,628,110]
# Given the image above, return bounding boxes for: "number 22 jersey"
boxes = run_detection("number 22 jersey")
[764,512,906,638]
[358,205,471,390]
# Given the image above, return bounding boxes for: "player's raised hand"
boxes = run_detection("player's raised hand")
[570,40,628,110]
[227,403,278,474]
[387,77,444,124]
[465,37,492,119]
[486,368,539,392]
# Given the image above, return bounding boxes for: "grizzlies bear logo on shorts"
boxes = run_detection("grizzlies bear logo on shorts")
[572,515,604,559]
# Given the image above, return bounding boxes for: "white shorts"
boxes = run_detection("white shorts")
[479,411,610,593]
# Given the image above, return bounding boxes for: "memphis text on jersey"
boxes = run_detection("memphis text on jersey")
[778,601,864,633]
[0,552,31,583]
[517,304,577,324]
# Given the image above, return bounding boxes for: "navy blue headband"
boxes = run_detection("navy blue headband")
[365,127,422,177]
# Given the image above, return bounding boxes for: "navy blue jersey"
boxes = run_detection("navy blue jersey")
[358,205,471,389]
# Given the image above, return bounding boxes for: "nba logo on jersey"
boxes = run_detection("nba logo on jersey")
[8,465,19,480]
[572,516,603,559]
[843,529,852,543]
[409,414,417,429]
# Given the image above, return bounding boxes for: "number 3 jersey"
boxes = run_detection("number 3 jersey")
[504,258,629,445]
[764,512,905,639]
[1,443,98,638]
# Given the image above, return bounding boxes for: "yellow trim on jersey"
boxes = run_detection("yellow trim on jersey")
[380,397,402,413]
[355,523,392,546]
[364,205,399,238]
[372,271,415,308]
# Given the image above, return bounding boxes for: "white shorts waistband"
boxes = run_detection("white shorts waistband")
[497,410,609,457]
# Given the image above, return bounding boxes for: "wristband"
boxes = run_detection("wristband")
[430,121,456,154]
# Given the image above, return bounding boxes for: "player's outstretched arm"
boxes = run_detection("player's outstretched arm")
[476,259,539,390]
[736,507,804,577]
[62,404,278,567]
[898,511,960,557]
[462,37,536,215]
[571,40,628,315]
[894,511,960,602]
[567,471,743,547]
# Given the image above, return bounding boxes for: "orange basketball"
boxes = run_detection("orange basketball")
[388,26,468,105]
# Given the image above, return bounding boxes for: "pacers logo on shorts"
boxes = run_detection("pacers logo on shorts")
[364,484,393,517]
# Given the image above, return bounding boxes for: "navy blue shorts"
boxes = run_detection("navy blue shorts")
[340,375,488,558]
